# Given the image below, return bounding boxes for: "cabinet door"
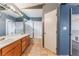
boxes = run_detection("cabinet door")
[22,37,27,52]
[25,36,30,46]
[0,49,1,56]
[14,40,21,56]
[22,36,30,53]
[3,49,14,56]
[2,43,15,55]
[14,44,21,56]
[2,40,21,56]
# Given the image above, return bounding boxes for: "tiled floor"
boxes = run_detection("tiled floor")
[22,38,56,56]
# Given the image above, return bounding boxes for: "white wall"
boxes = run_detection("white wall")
[72,14,79,30]
[71,14,79,41]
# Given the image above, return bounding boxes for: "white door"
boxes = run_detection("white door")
[44,9,57,53]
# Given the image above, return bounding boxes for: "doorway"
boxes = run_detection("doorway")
[25,20,42,39]
[71,7,79,56]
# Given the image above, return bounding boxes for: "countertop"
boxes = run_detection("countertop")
[0,34,29,49]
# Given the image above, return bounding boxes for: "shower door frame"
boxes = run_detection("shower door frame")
[69,6,79,56]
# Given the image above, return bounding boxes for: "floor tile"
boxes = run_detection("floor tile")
[22,38,56,56]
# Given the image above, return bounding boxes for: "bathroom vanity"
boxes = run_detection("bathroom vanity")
[0,34,30,56]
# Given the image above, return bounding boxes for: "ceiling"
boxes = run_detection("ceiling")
[1,9,43,18]
[0,3,43,18]
[1,9,20,18]
[22,9,43,17]
[0,3,59,19]
[13,3,43,18]
[13,3,43,9]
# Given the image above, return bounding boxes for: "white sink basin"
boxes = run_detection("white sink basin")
[0,37,5,41]
[0,36,11,41]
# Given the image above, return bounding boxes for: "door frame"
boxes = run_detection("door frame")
[69,8,72,56]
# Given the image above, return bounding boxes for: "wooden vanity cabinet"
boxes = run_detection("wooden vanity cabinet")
[2,43,15,56]
[0,35,30,56]
[0,49,1,56]
[22,37,27,52]
[2,40,21,56]
[22,36,30,52]
[25,36,30,46]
